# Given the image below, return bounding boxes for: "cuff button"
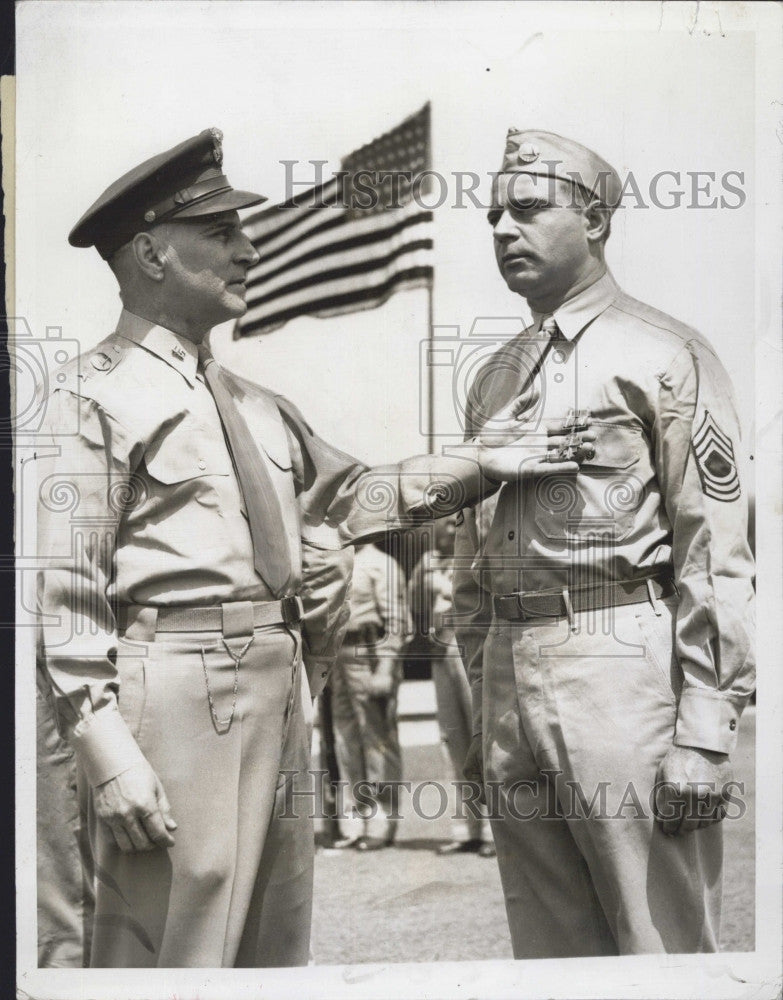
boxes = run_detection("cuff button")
[729,719,736,731]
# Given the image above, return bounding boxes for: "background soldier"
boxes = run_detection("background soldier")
[455,129,755,957]
[330,542,409,850]
[408,516,494,856]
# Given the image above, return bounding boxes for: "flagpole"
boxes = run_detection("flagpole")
[426,277,435,455]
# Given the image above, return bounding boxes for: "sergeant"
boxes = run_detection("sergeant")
[454,130,755,957]
[35,128,580,968]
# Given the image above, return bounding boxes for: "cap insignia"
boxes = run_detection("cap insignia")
[209,128,224,166]
[516,142,539,164]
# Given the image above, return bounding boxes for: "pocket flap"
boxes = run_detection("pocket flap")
[238,391,293,471]
[145,424,232,484]
[582,423,641,470]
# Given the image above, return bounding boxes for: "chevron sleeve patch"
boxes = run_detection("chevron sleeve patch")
[692,409,741,501]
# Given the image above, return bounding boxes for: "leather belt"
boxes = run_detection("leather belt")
[492,571,677,622]
[118,595,304,634]
[343,623,383,645]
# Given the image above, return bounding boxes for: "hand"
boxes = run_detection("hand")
[654,745,734,836]
[476,384,542,448]
[93,759,178,853]
[477,423,596,483]
[462,734,486,806]
[475,391,595,482]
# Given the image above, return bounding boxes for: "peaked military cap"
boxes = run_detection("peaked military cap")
[500,129,622,211]
[69,128,267,258]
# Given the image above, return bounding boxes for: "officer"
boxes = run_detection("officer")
[408,516,494,856]
[454,130,755,957]
[329,542,409,850]
[36,128,577,968]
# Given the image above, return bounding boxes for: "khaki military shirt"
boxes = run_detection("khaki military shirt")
[453,272,755,754]
[37,310,487,785]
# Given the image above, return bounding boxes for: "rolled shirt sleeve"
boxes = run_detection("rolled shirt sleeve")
[655,340,755,754]
[36,391,147,785]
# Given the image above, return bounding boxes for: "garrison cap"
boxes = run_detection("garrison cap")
[69,128,267,259]
[500,129,622,211]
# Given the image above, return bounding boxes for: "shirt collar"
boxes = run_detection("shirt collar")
[114,309,199,387]
[530,270,619,342]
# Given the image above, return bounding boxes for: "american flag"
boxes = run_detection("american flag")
[235,104,433,338]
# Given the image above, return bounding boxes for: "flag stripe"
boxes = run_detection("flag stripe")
[247,203,345,264]
[239,267,433,338]
[243,178,341,239]
[246,214,433,297]
[235,103,433,337]
[243,244,433,323]
[246,238,433,310]
[249,196,428,274]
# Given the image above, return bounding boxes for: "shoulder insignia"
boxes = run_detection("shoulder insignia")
[692,409,741,502]
[52,338,126,390]
[81,342,125,384]
[91,352,114,372]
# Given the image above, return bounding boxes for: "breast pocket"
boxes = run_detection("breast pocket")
[532,422,647,543]
[144,422,233,485]
[139,421,234,522]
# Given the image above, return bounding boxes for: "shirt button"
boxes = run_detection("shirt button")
[507,530,515,540]
[729,719,736,731]
[198,460,207,470]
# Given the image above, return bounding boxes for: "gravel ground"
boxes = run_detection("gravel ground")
[311,709,755,964]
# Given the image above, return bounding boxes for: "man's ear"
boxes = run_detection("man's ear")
[584,200,612,245]
[132,232,168,280]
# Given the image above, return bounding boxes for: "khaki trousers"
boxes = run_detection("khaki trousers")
[431,635,489,842]
[483,597,723,958]
[85,621,314,968]
[330,643,402,838]
[37,666,94,967]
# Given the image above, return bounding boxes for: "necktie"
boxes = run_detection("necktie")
[198,346,294,598]
[520,314,559,393]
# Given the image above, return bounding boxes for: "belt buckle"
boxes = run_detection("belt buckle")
[516,590,564,622]
[513,593,530,621]
[493,593,528,622]
[281,595,303,626]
